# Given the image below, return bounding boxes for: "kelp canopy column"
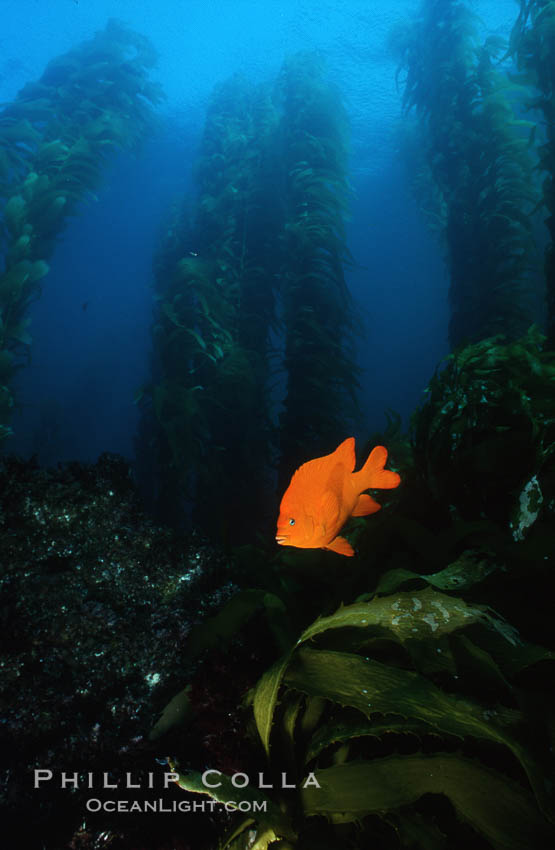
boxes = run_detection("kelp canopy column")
[0,19,162,444]
[511,0,555,346]
[398,0,539,349]
[276,54,358,485]
[150,77,281,540]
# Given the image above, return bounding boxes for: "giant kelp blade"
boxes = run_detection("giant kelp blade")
[223,823,281,850]
[279,691,305,772]
[298,587,508,645]
[470,629,555,677]
[301,755,553,849]
[252,587,540,775]
[306,716,438,763]
[374,550,501,595]
[252,649,294,755]
[149,686,193,741]
[285,647,552,818]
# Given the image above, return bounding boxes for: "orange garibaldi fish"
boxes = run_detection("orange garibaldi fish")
[276,437,401,557]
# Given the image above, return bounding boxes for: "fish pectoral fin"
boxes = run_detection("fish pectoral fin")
[325,536,355,557]
[351,493,381,517]
[320,489,340,529]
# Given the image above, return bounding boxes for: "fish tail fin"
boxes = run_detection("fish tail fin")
[355,445,401,492]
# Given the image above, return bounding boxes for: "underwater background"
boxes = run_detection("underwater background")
[1,0,555,849]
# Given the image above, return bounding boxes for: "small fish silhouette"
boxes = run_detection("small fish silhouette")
[82,301,89,311]
[276,437,400,556]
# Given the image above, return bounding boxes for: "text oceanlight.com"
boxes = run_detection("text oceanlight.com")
[85,798,268,814]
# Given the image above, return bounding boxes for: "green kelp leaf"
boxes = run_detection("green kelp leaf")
[424,550,502,590]
[186,327,208,350]
[29,260,49,283]
[0,351,15,380]
[168,763,296,842]
[220,817,256,850]
[299,695,327,737]
[375,551,502,595]
[161,301,184,328]
[0,383,13,412]
[35,139,69,167]
[408,633,457,675]
[21,170,40,201]
[301,756,553,848]
[372,568,422,594]
[0,423,13,442]
[8,321,33,346]
[285,647,550,816]
[149,685,193,740]
[0,119,42,146]
[280,692,305,773]
[452,634,511,693]
[0,261,31,301]
[8,233,31,262]
[224,824,288,850]
[222,818,289,850]
[252,589,523,758]
[253,649,295,755]
[299,587,512,647]
[474,631,555,678]
[306,716,437,763]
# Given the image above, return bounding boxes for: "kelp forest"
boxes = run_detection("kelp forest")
[141,52,356,541]
[0,20,162,443]
[1,2,555,850]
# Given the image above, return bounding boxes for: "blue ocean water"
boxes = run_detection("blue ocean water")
[0,0,515,465]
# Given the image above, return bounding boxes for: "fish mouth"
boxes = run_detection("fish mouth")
[275,536,288,545]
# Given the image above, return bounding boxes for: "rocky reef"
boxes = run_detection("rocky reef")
[0,453,261,849]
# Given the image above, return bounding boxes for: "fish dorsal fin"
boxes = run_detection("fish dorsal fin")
[333,437,356,472]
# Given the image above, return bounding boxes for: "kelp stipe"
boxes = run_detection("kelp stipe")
[510,0,555,346]
[275,53,359,486]
[147,77,281,541]
[0,19,161,444]
[396,0,540,350]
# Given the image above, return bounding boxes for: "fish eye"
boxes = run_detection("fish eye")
[289,518,295,525]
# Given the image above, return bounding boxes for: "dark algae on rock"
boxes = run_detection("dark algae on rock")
[0,453,249,849]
